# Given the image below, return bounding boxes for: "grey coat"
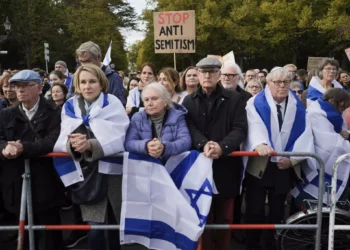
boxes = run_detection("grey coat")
[67,96,122,223]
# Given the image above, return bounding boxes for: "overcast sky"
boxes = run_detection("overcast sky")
[120,0,148,48]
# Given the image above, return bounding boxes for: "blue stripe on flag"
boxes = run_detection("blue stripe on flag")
[307,85,323,101]
[124,218,198,250]
[318,98,343,133]
[299,170,343,193]
[65,99,77,118]
[102,93,109,108]
[128,153,162,165]
[254,91,274,148]
[170,150,200,189]
[53,158,77,176]
[285,92,306,152]
[102,156,123,165]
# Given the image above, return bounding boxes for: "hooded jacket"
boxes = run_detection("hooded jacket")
[124,102,191,159]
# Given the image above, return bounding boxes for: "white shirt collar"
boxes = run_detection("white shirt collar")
[22,97,40,113]
[22,98,40,120]
[274,98,286,109]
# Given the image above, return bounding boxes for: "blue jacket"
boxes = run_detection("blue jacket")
[124,103,192,159]
[67,65,126,106]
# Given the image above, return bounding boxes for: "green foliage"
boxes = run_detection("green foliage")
[132,0,350,71]
[0,0,137,71]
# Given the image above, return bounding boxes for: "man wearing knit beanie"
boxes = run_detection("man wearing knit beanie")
[55,60,72,89]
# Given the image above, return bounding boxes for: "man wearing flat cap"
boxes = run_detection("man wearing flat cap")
[182,58,248,250]
[0,70,65,249]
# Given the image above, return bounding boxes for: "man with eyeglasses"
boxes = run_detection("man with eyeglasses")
[244,69,257,88]
[182,57,248,250]
[221,63,252,103]
[67,41,126,106]
[244,67,314,250]
[0,70,65,249]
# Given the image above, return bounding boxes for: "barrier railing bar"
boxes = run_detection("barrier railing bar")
[25,159,35,250]
[17,172,28,250]
[0,224,318,231]
[333,225,350,230]
[12,151,324,250]
[230,151,324,250]
[328,153,350,250]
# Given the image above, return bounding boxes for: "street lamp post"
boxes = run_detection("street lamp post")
[0,17,11,42]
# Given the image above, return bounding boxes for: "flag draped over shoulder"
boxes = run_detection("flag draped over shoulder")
[293,99,350,202]
[120,151,215,250]
[244,87,317,182]
[307,76,343,107]
[53,93,129,187]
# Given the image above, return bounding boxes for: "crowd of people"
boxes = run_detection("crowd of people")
[0,40,350,250]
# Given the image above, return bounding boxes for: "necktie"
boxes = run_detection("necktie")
[276,104,283,131]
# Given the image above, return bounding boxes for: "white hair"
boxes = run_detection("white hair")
[223,62,242,75]
[222,62,244,88]
[266,68,292,83]
[141,83,174,109]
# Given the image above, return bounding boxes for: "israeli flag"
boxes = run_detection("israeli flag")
[292,99,350,202]
[307,76,343,107]
[53,93,129,187]
[103,41,112,66]
[120,151,215,250]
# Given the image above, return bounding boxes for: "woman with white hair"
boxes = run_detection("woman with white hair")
[124,83,191,161]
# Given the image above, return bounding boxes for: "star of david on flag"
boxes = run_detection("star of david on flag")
[120,151,216,250]
[186,178,213,227]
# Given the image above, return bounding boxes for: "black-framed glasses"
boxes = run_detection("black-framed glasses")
[221,73,239,79]
[292,90,303,95]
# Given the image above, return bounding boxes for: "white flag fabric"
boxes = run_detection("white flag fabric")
[292,99,350,202]
[102,41,112,66]
[244,87,317,182]
[53,93,129,187]
[120,151,214,250]
[306,76,343,107]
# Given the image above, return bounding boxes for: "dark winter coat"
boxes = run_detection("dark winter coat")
[0,97,65,214]
[182,84,248,197]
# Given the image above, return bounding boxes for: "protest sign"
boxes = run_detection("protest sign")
[222,51,235,65]
[307,57,329,72]
[207,51,235,68]
[345,48,350,62]
[153,10,195,54]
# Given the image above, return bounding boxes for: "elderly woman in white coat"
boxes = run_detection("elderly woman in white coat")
[54,64,129,250]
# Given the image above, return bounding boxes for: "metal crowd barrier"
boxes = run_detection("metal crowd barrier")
[0,151,325,250]
[328,153,350,250]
